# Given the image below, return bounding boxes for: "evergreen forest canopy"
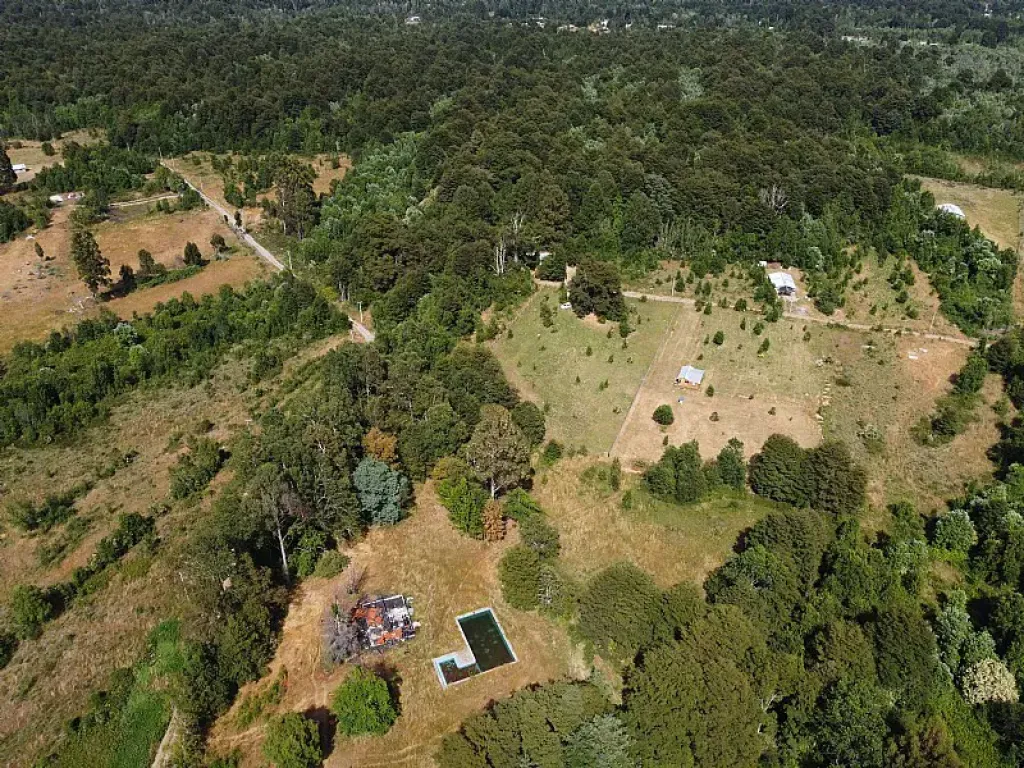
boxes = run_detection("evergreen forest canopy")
[3,0,1024,765]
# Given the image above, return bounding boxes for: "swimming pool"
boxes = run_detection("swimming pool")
[432,607,517,688]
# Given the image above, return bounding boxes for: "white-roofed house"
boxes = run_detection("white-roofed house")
[937,203,966,219]
[676,364,705,388]
[12,163,27,174]
[768,271,797,297]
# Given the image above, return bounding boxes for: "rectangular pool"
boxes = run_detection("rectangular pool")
[432,607,517,688]
[458,609,516,671]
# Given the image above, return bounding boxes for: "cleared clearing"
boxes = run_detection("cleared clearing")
[613,306,823,466]
[0,206,265,352]
[208,483,574,768]
[490,288,678,453]
[4,130,102,185]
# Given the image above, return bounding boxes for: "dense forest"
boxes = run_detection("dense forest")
[3,0,1024,766]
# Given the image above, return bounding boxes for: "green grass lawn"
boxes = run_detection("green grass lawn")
[491,288,679,453]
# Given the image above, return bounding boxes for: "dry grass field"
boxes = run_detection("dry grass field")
[0,357,261,765]
[0,206,266,352]
[490,288,678,453]
[532,458,778,587]
[208,483,575,768]
[5,130,102,185]
[613,305,824,466]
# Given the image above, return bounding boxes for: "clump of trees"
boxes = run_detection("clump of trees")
[568,261,626,322]
[263,712,322,768]
[643,438,747,505]
[748,434,866,516]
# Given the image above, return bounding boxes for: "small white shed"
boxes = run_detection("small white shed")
[676,365,705,387]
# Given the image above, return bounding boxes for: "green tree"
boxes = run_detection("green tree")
[621,190,662,253]
[579,562,664,660]
[716,438,746,490]
[564,715,635,768]
[352,458,409,526]
[748,434,808,507]
[511,401,546,447]
[465,405,531,498]
[9,585,53,640]
[183,240,203,266]
[519,514,560,560]
[331,667,398,736]
[262,712,323,768]
[137,248,158,277]
[438,476,488,538]
[0,145,15,192]
[713,330,725,345]
[276,160,317,239]
[70,228,110,295]
[652,405,674,425]
[568,260,626,322]
[499,545,542,610]
[814,678,890,768]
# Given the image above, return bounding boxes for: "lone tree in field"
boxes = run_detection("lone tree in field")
[183,240,203,266]
[653,405,674,425]
[465,405,532,498]
[262,712,322,768]
[331,667,398,736]
[70,228,110,296]
[137,248,158,277]
[0,145,16,193]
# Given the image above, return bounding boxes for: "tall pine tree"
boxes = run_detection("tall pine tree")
[70,229,110,295]
[0,145,16,193]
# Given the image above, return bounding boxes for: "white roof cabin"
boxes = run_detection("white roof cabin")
[12,164,27,173]
[937,203,966,219]
[676,365,705,387]
[769,272,797,296]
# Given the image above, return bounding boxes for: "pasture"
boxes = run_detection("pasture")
[490,287,678,453]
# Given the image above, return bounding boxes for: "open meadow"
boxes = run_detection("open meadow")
[490,287,678,453]
[0,205,266,352]
[4,131,102,185]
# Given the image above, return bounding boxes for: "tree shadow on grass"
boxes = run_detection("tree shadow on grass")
[303,705,337,757]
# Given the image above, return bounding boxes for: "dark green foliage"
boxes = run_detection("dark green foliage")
[535,253,567,282]
[0,145,15,192]
[499,545,542,610]
[70,228,110,295]
[0,274,348,448]
[578,562,664,661]
[183,241,203,266]
[652,404,674,425]
[0,199,30,242]
[7,482,88,533]
[813,678,890,768]
[748,435,865,515]
[715,438,746,490]
[503,488,544,522]
[331,667,397,737]
[169,438,225,499]
[263,712,322,768]
[436,681,612,768]
[518,514,560,560]
[0,631,17,669]
[623,605,769,768]
[9,584,53,640]
[510,400,545,448]
[569,261,626,322]
[643,441,713,505]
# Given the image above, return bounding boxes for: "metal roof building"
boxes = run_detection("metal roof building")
[768,271,797,296]
[937,203,966,219]
[676,365,705,387]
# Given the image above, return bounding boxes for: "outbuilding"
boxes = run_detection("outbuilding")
[676,364,705,387]
[768,271,797,297]
[12,163,27,173]
[937,203,966,219]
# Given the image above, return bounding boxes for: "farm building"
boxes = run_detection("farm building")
[676,364,705,387]
[12,163,27,174]
[937,203,966,219]
[352,594,419,651]
[768,271,797,297]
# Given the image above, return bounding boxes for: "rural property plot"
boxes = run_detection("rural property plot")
[491,288,679,454]
[612,306,823,466]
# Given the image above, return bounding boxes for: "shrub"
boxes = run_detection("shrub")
[706,385,715,397]
[262,712,322,768]
[511,401,546,447]
[331,667,398,736]
[503,489,544,522]
[652,405,674,426]
[439,476,488,538]
[933,510,976,554]
[0,631,17,669]
[499,546,542,610]
[519,515,560,560]
[713,330,725,345]
[541,440,564,465]
[169,438,225,499]
[9,585,52,640]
